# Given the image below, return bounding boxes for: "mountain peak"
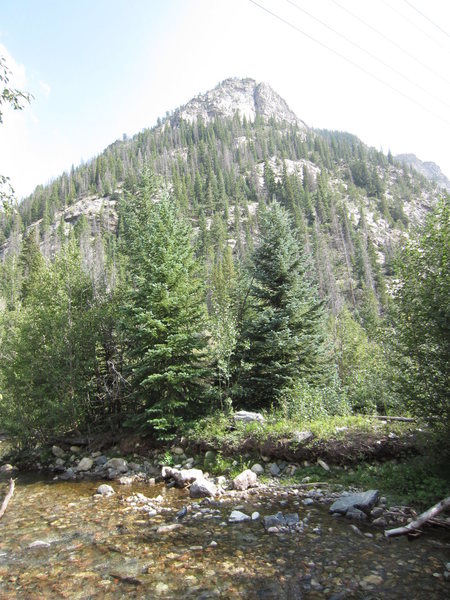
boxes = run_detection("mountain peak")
[170,77,305,128]
[395,153,450,191]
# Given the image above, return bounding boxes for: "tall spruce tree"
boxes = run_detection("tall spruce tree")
[120,171,210,434]
[233,201,326,408]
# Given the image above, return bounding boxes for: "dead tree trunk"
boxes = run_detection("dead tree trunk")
[0,478,15,519]
[385,496,450,538]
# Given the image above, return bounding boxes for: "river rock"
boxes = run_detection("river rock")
[94,455,108,466]
[229,510,251,523]
[28,540,51,549]
[52,445,65,458]
[77,457,93,471]
[252,511,260,520]
[345,507,367,521]
[60,467,75,480]
[269,463,281,476]
[0,463,16,473]
[330,490,380,516]
[292,430,313,443]
[157,523,183,534]
[190,477,217,498]
[233,469,257,491]
[250,463,264,475]
[233,410,265,424]
[204,450,216,462]
[317,459,330,471]
[172,446,184,456]
[105,458,128,473]
[97,484,115,497]
[161,466,203,487]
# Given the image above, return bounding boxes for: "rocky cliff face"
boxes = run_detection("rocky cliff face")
[170,77,305,127]
[395,153,450,191]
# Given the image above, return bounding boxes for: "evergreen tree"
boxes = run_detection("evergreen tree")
[0,241,99,445]
[390,200,449,428]
[233,201,326,408]
[119,171,210,434]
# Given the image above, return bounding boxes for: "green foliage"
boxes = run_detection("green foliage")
[0,241,100,445]
[278,377,350,422]
[233,201,327,409]
[331,308,396,413]
[390,200,450,428]
[119,171,211,435]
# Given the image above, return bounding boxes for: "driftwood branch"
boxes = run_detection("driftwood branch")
[369,415,415,422]
[385,496,450,538]
[0,478,15,519]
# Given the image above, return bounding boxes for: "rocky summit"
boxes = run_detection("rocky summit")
[169,77,304,127]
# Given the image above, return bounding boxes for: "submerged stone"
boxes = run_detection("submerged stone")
[228,510,251,523]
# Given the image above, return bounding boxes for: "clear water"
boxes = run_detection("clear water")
[0,469,448,598]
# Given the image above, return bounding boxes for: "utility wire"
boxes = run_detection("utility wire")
[330,0,450,87]
[285,0,450,110]
[380,0,450,55]
[247,0,450,126]
[403,0,450,41]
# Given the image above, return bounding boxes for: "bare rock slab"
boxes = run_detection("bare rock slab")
[330,490,380,516]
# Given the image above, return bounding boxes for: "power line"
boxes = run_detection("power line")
[330,0,450,87]
[403,0,450,41]
[284,0,450,110]
[380,0,450,55]
[247,0,450,126]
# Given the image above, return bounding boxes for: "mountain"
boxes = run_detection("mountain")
[0,77,447,316]
[169,77,304,128]
[395,153,450,191]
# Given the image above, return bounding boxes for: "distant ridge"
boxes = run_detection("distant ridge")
[395,153,450,191]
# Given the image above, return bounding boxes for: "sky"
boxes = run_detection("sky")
[1,0,449,200]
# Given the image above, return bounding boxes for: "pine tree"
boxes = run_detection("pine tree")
[120,171,210,434]
[233,201,326,408]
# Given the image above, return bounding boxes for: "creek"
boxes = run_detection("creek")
[0,469,449,599]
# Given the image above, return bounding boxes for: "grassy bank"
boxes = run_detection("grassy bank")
[182,412,450,509]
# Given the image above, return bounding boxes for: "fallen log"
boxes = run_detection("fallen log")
[0,478,15,520]
[385,496,450,538]
[369,416,415,422]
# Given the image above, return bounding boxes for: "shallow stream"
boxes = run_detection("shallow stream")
[0,469,449,599]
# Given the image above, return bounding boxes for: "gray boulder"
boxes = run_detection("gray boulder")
[233,410,265,424]
[233,469,258,491]
[250,463,264,475]
[292,430,313,443]
[269,463,281,476]
[97,484,115,497]
[76,457,93,471]
[330,490,380,516]
[263,511,300,530]
[229,510,251,523]
[189,477,217,498]
[161,466,204,487]
[105,458,128,473]
[51,445,65,458]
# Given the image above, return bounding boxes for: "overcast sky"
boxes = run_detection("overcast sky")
[1,0,449,199]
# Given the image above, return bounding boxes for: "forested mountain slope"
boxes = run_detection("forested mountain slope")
[1,78,445,316]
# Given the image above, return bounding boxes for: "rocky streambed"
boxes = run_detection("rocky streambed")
[0,451,449,599]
